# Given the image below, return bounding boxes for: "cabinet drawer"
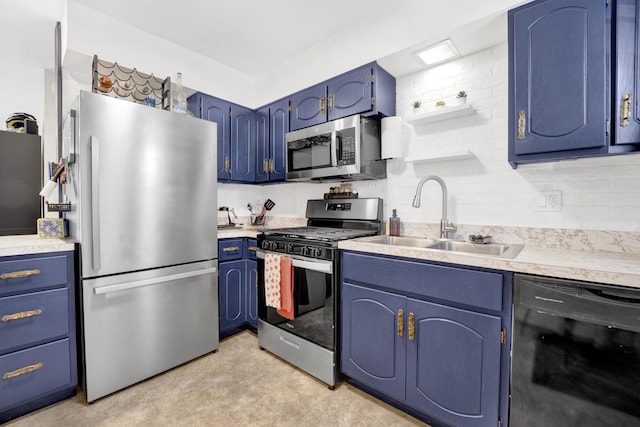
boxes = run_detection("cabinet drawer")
[218,239,244,262]
[0,288,69,354]
[0,254,69,297]
[342,252,504,312]
[0,338,72,411]
[244,239,257,260]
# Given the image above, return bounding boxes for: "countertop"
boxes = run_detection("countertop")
[217,227,262,239]
[0,235,76,257]
[339,237,640,289]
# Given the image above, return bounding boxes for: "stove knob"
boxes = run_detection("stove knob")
[302,246,312,257]
[286,243,294,253]
[314,247,322,257]
[270,242,278,251]
[261,240,269,249]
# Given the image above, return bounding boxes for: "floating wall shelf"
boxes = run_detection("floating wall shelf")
[406,103,475,126]
[405,150,475,163]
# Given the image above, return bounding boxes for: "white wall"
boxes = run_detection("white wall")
[386,44,640,232]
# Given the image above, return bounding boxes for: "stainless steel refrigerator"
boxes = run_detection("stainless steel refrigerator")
[63,91,218,402]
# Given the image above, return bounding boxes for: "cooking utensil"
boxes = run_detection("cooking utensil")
[263,199,276,211]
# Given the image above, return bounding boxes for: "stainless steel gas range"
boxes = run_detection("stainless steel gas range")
[256,198,382,388]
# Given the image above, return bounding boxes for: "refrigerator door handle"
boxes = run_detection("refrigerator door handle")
[93,266,218,295]
[90,135,101,271]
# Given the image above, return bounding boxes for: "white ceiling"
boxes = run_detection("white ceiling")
[2,0,520,82]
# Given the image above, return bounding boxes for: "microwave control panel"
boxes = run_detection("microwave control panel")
[336,128,356,165]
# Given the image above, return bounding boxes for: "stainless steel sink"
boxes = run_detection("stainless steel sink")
[363,235,436,248]
[424,240,523,259]
[360,236,523,259]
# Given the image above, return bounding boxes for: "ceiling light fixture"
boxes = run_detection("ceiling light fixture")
[415,39,459,66]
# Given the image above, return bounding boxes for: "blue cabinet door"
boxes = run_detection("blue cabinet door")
[230,104,255,182]
[255,106,269,183]
[341,282,406,402]
[289,83,327,131]
[615,0,640,145]
[246,260,258,328]
[406,298,502,427]
[509,0,608,159]
[219,260,246,333]
[328,64,372,121]
[269,99,289,181]
[199,94,231,180]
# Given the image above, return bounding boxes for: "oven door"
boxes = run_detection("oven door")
[257,250,336,350]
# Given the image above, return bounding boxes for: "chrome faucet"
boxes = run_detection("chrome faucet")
[412,175,457,239]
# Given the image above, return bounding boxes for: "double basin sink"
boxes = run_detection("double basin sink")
[360,236,524,259]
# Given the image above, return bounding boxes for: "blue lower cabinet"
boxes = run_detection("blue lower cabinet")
[219,260,246,332]
[218,238,258,335]
[341,251,510,427]
[0,251,76,423]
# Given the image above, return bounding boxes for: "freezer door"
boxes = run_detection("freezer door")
[66,91,217,278]
[80,260,218,402]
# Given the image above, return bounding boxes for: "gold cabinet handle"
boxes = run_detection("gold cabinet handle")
[408,312,415,341]
[621,93,632,127]
[320,97,325,114]
[517,110,526,140]
[2,309,43,322]
[224,156,230,172]
[247,246,257,252]
[223,247,240,252]
[397,309,404,337]
[1,269,41,280]
[3,362,44,380]
[328,94,334,112]
[269,159,274,172]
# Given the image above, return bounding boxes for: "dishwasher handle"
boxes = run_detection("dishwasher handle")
[93,267,217,295]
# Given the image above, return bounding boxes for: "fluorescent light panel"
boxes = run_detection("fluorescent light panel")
[415,39,459,66]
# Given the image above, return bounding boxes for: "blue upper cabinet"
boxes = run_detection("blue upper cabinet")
[189,93,255,182]
[614,0,640,145]
[508,0,608,167]
[197,94,232,180]
[327,64,372,121]
[290,82,328,131]
[289,62,396,131]
[230,104,255,183]
[255,98,289,183]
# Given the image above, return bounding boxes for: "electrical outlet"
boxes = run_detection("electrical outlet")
[534,190,562,212]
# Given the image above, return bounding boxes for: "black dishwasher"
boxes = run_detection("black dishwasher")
[511,274,640,427]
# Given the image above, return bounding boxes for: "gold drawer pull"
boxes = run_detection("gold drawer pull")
[269,159,274,172]
[621,93,632,127]
[223,247,240,252]
[517,110,526,140]
[408,312,415,341]
[1,269,41,280]
[3,362,44,380]
[247,246,257,252]
[397,309,404,337]
[2,309,43,322]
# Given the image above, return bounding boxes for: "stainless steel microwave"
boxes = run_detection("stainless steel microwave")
[285,114,386,181]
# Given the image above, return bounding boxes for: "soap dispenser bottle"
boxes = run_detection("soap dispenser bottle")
[389,209,400,236]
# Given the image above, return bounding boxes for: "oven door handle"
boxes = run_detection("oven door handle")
[256,250,333,274]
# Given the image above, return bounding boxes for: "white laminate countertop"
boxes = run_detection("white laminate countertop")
[217,228,262,239]
[0,235,76,257]
[339,237,640,289]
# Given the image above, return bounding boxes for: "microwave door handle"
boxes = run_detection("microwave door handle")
[330,131,338,167]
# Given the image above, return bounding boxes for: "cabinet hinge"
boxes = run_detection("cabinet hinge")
[371,74,376,83]
[500,329,507,344]
[606,119,610,136]
[288,105,292,112]
[198,99,202,111]
[229,110,232,118]
[498,416,503,427]
[371,97,376,106]
[606,0,610,6]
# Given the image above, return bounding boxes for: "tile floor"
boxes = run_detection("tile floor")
[6,331,426,426]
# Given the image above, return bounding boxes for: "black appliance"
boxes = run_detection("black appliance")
[0,130,42,235]
[511,274,640,426]
[257,198,382,387]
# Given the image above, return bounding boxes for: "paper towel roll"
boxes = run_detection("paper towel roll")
[381,116,403,159]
